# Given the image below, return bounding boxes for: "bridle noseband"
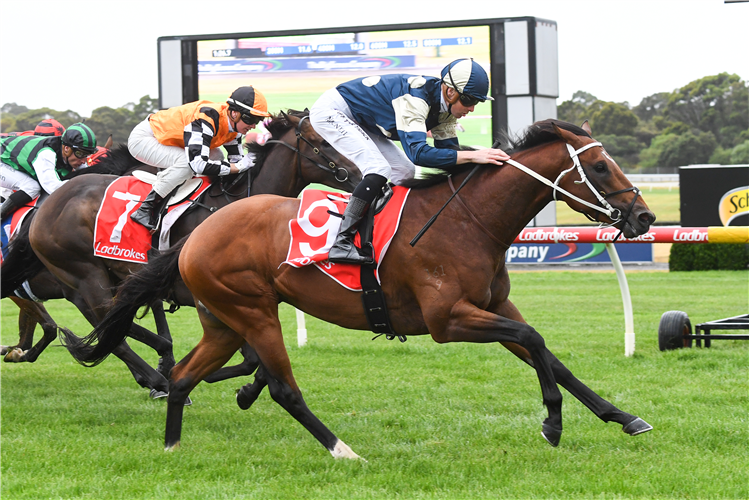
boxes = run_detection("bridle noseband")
[264,115,349,184]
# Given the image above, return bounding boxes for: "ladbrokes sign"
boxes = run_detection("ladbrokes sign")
[680,165,749,226]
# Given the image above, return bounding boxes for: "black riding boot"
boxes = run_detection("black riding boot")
[130,190,165,231]
[1,191,33,220]
[327,195,373,265]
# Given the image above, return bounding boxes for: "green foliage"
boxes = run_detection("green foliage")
[670,243,749,271]
[589,101,639,135]
[559,74,748,173]
[730,140,749,164]
[664,73,749,149]
[9,107,82,131]
[0,114,16,132]
[0,102,29,116]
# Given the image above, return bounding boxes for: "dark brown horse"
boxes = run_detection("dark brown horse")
[4,111,360,395]
[66,120,655,456]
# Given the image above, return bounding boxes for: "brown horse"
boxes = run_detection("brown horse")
[65,120,655,456]
[4,111,360,396]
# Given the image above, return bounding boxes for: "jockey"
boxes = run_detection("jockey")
[128,86,271,230]
[309,58,511,265]
[0,123,97,219]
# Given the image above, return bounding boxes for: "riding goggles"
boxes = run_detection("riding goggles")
[240,113,263,126]
[458,94,482,107]
[71,147,96,158]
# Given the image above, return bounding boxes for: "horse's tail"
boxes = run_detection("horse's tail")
[1,215,46,299]
[60,237,187,366]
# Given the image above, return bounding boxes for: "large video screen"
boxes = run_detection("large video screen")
[196,25,492,147]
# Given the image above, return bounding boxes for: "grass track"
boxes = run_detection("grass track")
[1,270,747,499]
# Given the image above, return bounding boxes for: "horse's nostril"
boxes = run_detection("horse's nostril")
[639,211,656,225]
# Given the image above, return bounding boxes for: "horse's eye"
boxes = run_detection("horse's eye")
[593,162,607,173]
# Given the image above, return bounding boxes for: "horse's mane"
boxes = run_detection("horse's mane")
[401,119,592,189]
[244,109,309,182]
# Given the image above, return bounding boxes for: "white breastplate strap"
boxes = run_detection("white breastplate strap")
[505,141,621,223]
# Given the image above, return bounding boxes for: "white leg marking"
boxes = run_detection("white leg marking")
[330,439,364,460]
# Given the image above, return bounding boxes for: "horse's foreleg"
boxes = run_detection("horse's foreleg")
[496,300,652,437]
[4,298,58,363]
[429,300,564,446]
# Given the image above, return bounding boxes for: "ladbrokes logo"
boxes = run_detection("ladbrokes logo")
[719,186,749,226]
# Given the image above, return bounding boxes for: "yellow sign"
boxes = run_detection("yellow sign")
[718,186,749,226]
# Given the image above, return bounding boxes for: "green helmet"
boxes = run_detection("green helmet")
[62,123,97,153]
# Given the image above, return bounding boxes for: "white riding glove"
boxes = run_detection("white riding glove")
[236,153,256,173]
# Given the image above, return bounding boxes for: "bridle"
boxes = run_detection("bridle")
[505,141,641,240]
[264,115,349,184]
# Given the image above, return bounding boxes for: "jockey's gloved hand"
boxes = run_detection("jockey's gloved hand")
[237,153,256,173]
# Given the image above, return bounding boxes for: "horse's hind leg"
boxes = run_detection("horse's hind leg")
[164,311,246,450]
[497,299,652,437]
[204,342,260,384]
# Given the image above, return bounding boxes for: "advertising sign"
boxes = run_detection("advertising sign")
[680,165,749,226]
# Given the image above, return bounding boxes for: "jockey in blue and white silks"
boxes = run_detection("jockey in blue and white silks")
[310,58,510,265]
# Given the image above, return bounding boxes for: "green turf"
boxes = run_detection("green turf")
[1,270,747,499]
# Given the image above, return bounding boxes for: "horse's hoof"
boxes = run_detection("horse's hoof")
[149,389,168,399]
[183,396,192,406]
[236,386,260,410]
[4,348,26,363]
[541,423,562,447]
[0,345,10,356]
[164,441,180,452]
[330,440,364,460]
[622,417,653,436]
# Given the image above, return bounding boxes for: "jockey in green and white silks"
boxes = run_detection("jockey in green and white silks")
[0,122,97,219]
[309,58,510,265]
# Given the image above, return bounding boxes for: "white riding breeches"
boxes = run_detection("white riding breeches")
[0,163,42,198]
[128,118,225,198]
[309,88,416,185]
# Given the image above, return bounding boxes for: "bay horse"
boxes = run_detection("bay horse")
[65,120,655,457]
[3,110,360,396]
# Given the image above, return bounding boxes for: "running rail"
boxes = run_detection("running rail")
[512,226,748,356]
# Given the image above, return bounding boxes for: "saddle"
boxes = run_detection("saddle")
[131,170,205,208]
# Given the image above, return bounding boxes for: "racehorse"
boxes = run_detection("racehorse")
[3,110,360,395]
[64,120,656,457]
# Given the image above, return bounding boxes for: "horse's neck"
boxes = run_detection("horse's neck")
[251,135,302,197]
[470,145,565,244]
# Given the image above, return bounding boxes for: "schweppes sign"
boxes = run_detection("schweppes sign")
[718,186,749,226]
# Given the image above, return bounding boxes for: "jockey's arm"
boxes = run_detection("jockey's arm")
[183,119,234,176]
[33,149,67,194]
[393,95,458,168]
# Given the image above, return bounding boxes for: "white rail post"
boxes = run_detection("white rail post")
[296,308,307,347]
[605,243,635,356]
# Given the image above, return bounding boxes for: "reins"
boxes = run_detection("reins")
[411,140,641,246]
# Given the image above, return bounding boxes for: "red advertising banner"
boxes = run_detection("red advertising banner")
[513,226,749,244]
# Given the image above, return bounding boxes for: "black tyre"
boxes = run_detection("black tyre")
[658,310,693,351]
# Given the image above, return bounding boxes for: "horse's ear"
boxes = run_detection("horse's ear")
[280,110,290,125]
[581,120,592,135]
[104,134,113,150]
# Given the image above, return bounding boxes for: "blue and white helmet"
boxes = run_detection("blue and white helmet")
[441,59,494,102]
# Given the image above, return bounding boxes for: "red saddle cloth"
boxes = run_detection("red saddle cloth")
[284,186,411,291]
[93,176,211,264]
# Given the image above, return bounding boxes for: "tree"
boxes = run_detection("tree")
[557,91,598,125]
[589,102,639,136]
[731,140,749,164]
[12,108,82,131]
[657,131,718,167]
[664,73,748,148]
[1,103,29,116]
[633,92,669,122]
[595,134,644,170]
